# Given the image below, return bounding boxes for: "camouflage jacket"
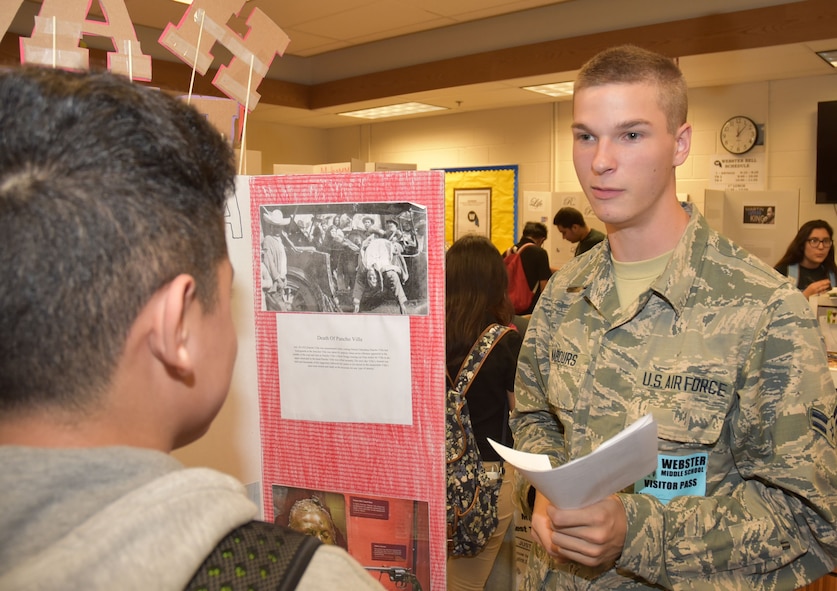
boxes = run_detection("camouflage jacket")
[511,203,837,590]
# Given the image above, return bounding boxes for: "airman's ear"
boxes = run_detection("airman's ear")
[146,274,198,378]
[673,122,692,166]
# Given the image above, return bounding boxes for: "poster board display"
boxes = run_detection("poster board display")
[172,175,262,490]
[246,171,446,591]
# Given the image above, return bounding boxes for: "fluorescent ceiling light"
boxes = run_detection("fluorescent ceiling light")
[338,102,447,120]
[172,0,192,4]
[816,50,837,68]
[522,82,575,97]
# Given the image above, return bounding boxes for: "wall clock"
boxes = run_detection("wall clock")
[720,115,759,155]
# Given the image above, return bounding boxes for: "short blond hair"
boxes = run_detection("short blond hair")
[575,45,688,134]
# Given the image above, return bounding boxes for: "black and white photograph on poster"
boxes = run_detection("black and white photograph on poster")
[454,187,491,240]
[742,205,775,225]
[259,202,429,315]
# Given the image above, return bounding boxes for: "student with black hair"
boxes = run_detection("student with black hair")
[0,66,384,591]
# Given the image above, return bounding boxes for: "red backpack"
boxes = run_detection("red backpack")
[504,243,535,314]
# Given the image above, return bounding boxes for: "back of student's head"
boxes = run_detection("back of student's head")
[522,221,548,240]
[445,235,512,362]
[0,67,235,416]
[575,44,687,134]
[553,207,585,228]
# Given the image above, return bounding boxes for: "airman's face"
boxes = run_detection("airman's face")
[572,82,690,232]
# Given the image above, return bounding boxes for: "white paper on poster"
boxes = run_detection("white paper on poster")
[276,313,412,424]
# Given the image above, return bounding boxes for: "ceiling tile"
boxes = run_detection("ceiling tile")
[250,0,376,28]
[291,0,447,42]
[409,0,572,20]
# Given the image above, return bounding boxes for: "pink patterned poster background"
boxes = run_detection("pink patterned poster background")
[249,171,446,590]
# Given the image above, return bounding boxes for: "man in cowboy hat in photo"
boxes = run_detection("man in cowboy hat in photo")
[262,208,291,311]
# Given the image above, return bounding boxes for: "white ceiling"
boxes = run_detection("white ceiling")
[9,0,837,128]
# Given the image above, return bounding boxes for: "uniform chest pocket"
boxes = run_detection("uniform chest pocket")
[634,369,735,446]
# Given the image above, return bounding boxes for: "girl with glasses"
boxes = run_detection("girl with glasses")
[775,219,837,299]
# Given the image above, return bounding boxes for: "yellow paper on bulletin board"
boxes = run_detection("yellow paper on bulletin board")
[443,166,517,253]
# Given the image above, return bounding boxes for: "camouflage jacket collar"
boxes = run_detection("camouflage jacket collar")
[581,202,708,320]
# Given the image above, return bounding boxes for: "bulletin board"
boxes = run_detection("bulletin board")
[247,171,446,591]
[441,165,518,253]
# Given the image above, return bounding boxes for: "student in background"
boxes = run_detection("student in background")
[775,219,837,300]
[552,206,606,256]
[446,235,522,591]
[504,221,553,315]
[0,66,384,591]
[512,44,837,590]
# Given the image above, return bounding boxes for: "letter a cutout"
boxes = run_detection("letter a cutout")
[19,0,152,80]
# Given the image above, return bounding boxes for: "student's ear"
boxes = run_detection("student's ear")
[673,122,692,166]
[147,274,198,377]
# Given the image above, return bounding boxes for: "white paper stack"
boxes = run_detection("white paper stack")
[489,414,658,509]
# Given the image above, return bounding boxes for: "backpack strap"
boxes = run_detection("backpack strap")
[504,242,534,257]
[450,324,511,400]
[185,520,321,591]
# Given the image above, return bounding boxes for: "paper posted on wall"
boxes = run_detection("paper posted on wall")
[488,414,658,509]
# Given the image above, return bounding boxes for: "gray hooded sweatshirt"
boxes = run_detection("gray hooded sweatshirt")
[0,446,385,590]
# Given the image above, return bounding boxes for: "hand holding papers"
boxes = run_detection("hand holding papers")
[489,414,658,509]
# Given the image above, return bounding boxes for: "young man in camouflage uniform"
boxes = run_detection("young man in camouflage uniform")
[511,45,837,590]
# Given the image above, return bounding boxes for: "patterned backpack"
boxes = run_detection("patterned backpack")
[445,323,511,557]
